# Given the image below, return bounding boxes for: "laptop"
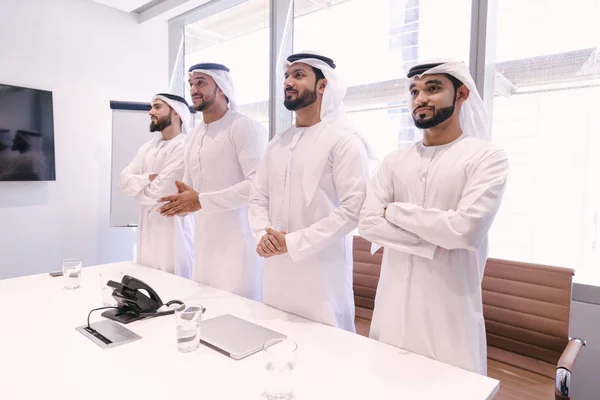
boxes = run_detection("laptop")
[199,314,287,360]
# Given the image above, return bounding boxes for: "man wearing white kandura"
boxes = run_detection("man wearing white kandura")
[359,59,509,375]
[119,93,194,278]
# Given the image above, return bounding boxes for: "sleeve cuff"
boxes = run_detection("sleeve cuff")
[409,242,437,260]
[255,229,267,245]
[285,232,302,262]
[199,190,230,212]
[198,192,214,212]
[384,203,403,227]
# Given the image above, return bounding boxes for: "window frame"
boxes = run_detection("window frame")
[168,0,497,140]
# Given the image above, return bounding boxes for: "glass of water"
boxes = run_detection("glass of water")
[62,259,82,289]
[174,303,203,353]
[263,338,297,400]
[99,271,123,306]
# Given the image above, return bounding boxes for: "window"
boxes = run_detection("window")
[487,0,600,271]
[183,0,270,129]
[174,0,600,274]
[292,0,472,159]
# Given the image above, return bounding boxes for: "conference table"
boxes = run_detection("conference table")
[0,262,499,399]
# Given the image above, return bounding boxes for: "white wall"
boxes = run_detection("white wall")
[0,0,168,279]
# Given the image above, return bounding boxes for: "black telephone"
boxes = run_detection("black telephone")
[101,275,183,324]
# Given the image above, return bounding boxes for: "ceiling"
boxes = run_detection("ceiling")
[88,0,164,13]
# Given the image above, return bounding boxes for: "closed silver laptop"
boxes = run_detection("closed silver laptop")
[199,314,287,360]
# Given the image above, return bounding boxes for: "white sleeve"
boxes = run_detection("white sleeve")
[198,118,268,212]
[248,150,272,243]
[181,131,195,188]
[385,149,509,251]
[358,154,437,259]
[285,135,369,262]
[134,142,185,206]
[119,143,151,196]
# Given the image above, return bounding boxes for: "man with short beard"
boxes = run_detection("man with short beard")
[248,52,376,331]
[158,63,268,301]
[119,93,194,278]
[358,59,510,375]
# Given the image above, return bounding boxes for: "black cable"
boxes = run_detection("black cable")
[87,306,119,329]
[138,300,185,318]
[165,300,184,307]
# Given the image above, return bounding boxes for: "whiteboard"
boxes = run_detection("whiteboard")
[109,101,152,227]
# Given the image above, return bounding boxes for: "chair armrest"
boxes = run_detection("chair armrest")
[555,338,586,400]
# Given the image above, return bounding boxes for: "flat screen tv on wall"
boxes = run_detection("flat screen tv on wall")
[0,83,56,181]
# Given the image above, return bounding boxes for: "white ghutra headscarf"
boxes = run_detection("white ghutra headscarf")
[283,51,379,204]
[407,59,490,142]
[151,93,193,135]
[187,62,238,111]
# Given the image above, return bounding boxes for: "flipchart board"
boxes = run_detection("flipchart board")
[109,101,152,227]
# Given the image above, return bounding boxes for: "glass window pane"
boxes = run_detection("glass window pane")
[488,0,600,272]
[184,0,270,129]
[292,0,471,159]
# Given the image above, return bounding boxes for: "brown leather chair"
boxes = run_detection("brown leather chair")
[352,236,585,399]
[483,258,585,400]
[352,236,382,337]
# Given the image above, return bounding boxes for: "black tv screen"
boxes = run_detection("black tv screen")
[0,83,56,181]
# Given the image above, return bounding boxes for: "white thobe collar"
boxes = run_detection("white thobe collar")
[418,132,466,151]
[199,108,233,128]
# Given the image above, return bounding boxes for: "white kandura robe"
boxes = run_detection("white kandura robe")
[183,109,268,301]
[248,122,370,332]
[358,135,509,375]
[119,133,194,278]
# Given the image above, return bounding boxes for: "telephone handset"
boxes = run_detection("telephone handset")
[101,275,183,324]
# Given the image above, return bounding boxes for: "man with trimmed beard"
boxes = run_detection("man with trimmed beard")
[359,59,509,375]
[119,93,194,277]
[158,63,268,301]
[248,52,376,331]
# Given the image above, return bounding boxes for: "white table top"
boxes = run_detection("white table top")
[0,262,499,400]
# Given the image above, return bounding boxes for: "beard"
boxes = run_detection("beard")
[284,84,318,111]
[193,87,218,112]
[412,104,456,129]
[150,114,172,132]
